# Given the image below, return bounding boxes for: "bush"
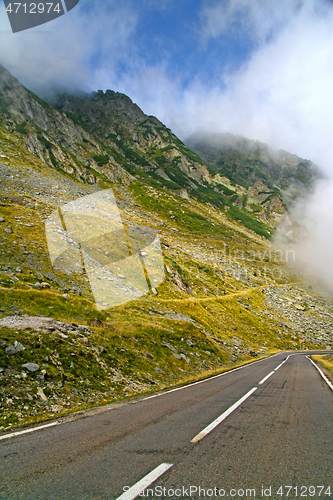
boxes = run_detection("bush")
[0,96,12,116]
[92,154,109,166]
[15,121,28,134]
[217,184,235,196]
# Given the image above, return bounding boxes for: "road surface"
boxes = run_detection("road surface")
[0,351,332,500]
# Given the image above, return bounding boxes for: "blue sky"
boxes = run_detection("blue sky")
[72,0,257,92]
[123,0,254,87]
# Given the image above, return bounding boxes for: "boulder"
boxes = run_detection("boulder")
[22,363,39,372]
[5,341,25,355]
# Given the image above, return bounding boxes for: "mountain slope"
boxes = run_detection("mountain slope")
[0,64,211,190]
[1,64,322,240]
[0,65,330,432]
[186,132,322,205]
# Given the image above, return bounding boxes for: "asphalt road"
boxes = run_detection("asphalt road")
[0,351,332,500]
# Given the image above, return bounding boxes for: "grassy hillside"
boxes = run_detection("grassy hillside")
[0,126,326,431]
[0,66,331,432]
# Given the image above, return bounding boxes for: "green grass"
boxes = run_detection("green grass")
[0,124,317,431]
[191,184,225,208]
[130,183,227,235]
[217,184,236,196]
[228,206,272,239]
[170,137,205,165]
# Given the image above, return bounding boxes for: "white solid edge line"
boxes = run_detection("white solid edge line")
[259,371,275,385]
[307,356,333,392]
[116,463,173,500]
[0,421,60,441]
[191,386,257,444]
[143,352,282,402]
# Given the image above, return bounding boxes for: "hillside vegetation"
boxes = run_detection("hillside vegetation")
[0,64,331,432]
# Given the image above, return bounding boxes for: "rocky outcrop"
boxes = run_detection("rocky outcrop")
[185,132,323,207]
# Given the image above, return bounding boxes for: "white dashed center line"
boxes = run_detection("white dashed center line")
[190,356,293,444]
[259,370,275,385]
[191,387,258,443]
[116,463,173,500]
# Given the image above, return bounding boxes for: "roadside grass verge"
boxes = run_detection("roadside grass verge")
[0,341,279,433]
[311,354,333,377]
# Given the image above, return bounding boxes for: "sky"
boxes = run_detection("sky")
[1,0,333,289]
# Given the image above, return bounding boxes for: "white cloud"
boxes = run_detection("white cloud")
[291,179,333,291]
[190,4,333,173]
[0,2,138,93]
[200,0,305,45]
[2,0,333,174]
[119,0,333,174]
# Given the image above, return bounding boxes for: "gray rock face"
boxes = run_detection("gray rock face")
[22,363,39,372]
[185,132,322,209]
[0,316,92,335]
[172,352,182,360]
[5,341,25,355]
[164,313,194,323]
[154,367,165,375]
[161,342,178,353]
[0,65,130,187]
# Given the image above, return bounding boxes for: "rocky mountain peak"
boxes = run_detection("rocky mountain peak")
[0,64,323,241]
